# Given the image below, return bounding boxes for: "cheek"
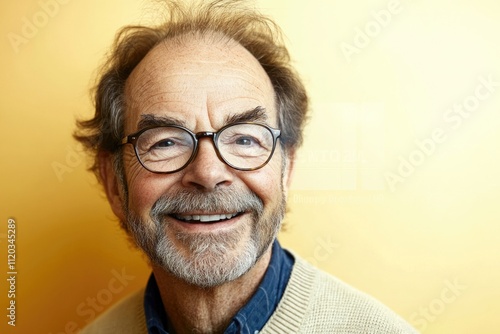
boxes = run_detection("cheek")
[241,159,284,206]
[124,151,177,215]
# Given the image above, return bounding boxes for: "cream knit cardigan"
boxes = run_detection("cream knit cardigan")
[81,256,418,333]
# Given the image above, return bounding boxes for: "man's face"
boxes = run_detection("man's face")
[114,35,292,287]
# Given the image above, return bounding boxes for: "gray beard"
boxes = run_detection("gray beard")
[124,186,285,288]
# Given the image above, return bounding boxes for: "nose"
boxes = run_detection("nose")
[180,137,234,191]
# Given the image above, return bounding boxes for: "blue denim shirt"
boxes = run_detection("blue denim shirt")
[144,240,294,334]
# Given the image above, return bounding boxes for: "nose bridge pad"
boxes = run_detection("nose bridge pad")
[191,132,225,165]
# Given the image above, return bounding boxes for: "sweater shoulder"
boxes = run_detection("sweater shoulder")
[263,254,419,334]
[80,288,147,334]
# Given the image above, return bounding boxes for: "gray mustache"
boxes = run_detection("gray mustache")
[150,188,264,221]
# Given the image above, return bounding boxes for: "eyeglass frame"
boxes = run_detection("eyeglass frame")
[120,122,282,174]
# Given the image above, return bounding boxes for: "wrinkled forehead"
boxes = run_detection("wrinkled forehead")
[123,33,277,132]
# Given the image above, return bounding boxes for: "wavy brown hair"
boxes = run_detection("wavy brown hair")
[74,0,308,183]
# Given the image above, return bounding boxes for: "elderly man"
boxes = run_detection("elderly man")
[75,1,417,333]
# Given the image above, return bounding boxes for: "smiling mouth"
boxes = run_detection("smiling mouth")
[172,212,243,223]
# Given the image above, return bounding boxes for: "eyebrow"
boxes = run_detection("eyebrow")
[136,114,187,131]
[224,106,268,124]
[136,106,268,132]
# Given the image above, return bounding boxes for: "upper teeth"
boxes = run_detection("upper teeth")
[175,213,239,222]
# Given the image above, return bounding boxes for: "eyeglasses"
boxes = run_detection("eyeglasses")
[121,122,281,173]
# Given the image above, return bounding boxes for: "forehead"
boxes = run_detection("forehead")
[124,34,277,132]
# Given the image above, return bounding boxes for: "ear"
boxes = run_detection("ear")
[98,152,126,222]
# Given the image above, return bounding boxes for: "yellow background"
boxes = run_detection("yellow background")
[1,0,499,333]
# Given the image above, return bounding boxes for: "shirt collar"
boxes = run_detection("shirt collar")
[144,240,294,334]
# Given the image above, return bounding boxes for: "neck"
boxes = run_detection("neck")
[152,247,272,334]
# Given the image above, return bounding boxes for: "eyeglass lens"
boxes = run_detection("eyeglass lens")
[135,124,275,172]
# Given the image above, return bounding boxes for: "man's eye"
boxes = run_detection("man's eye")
[152,139,175,149]
[235,137,255,146]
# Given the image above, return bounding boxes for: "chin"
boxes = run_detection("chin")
[154,230,260,287]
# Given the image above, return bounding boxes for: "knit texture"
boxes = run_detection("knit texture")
[260,256,418,333]
[81,255,418,333]
[80,287,148,334]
